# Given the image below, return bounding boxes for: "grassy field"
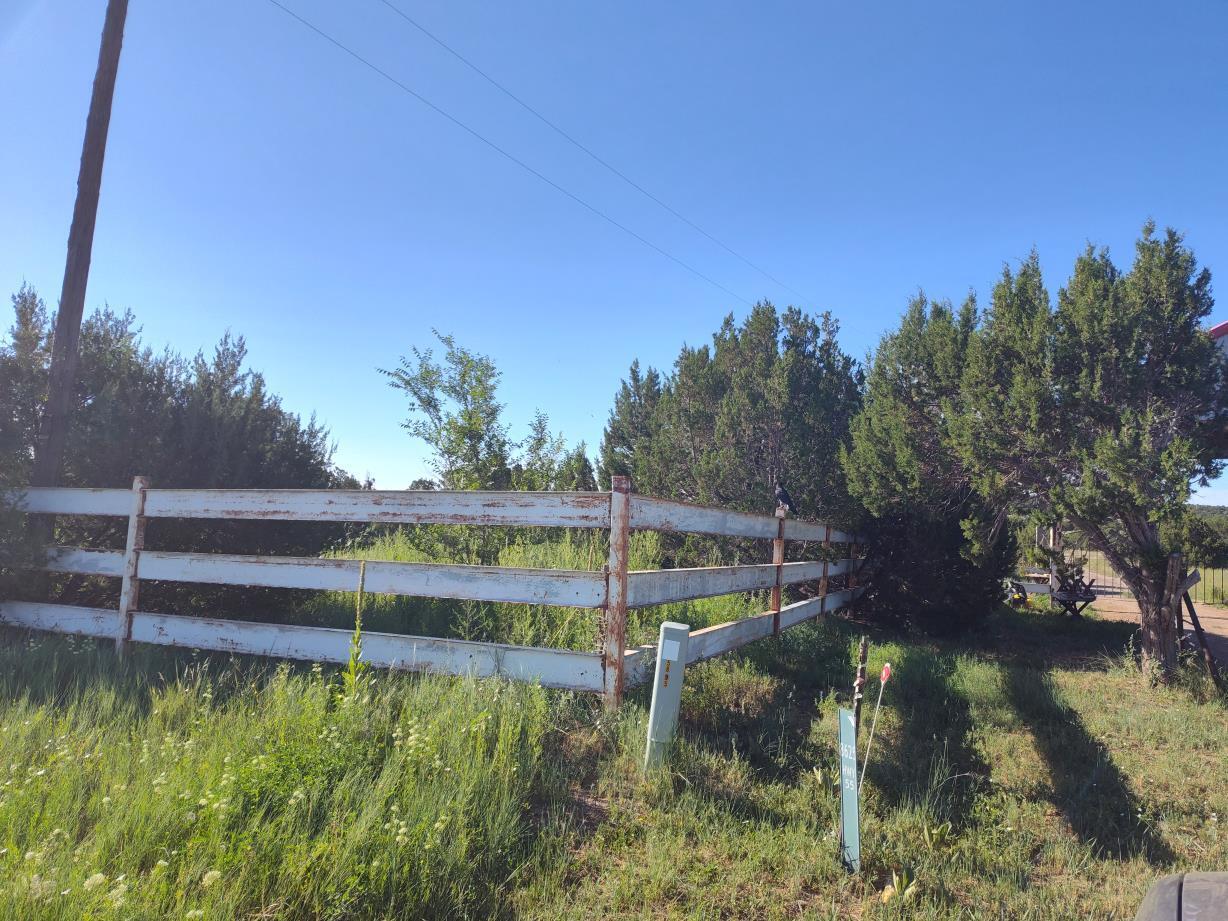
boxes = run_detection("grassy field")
[0,606,1223,919]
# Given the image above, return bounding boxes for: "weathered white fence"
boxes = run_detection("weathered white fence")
[1,475,864,705]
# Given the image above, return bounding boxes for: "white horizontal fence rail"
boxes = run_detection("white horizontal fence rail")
[45,548,605,607]
[627,559,855,607]
[13,487,613,528]
[0,601,605,692]
[621,588,866,689]
[3,478,865,705]
[629,495,854,543]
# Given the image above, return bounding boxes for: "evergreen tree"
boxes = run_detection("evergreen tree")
[558,443,598,491]
[0,287,355,610]
[513,411,566,491]
[597,360,661,489]
[843,294,1015,632]
[953,224,1228,679]
[602,302,862,522]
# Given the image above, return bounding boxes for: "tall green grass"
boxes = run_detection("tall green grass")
[0,631,554,920]
[5,599,1217,918]
[305,529,771,650]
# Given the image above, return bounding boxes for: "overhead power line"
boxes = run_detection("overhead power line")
[264,0,750,306]
[374,0,811,305]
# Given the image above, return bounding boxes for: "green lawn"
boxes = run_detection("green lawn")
[0,607,1223,919]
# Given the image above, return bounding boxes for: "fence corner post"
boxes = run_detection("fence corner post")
[644,620,690,771]
[116,475,149,655]
[604,475,631,709]
[771,509,785,635]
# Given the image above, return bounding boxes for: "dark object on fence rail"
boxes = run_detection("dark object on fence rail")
[1133,872,1228,920]
[1052,572,1096,618]
[774,482,797,516]
[1182,591,1226,694]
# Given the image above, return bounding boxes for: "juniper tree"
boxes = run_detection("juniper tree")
[0,287,354,609]
[843,294,1016,632]
[597,359,661,489]
[953,224,1228,679]
[601,302,862,522]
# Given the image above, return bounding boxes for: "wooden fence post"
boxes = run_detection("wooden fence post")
[771,509,785,635]
[1048,523,1063,593]
[643,620,690,770]
[819,524,832,615]
[604,476,631,708]
[116,475,149,654]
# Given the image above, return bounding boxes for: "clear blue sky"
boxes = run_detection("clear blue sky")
[2,1,1227,496]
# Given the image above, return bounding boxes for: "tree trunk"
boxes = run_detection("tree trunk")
[1137,552,1182,683]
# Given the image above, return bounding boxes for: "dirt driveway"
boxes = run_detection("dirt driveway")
[1091,595,1228,662]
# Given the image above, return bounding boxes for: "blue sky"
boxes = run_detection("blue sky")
[2,1,1227,497]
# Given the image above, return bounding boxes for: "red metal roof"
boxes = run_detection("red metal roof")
[1211,320,1228,340]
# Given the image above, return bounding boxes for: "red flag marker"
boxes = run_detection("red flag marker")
[860,662,893,793]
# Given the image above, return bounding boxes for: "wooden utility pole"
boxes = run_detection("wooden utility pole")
[30,0,130,489]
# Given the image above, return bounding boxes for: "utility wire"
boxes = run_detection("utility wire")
[374,0,811,305]
[265,0,750,306]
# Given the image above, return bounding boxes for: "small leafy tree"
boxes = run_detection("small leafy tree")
[381,331,513,490]
[383,332,598,494]
[382,333,599,567]
[954,224,1228,679]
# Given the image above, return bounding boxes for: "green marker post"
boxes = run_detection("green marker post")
[838,707,861,872]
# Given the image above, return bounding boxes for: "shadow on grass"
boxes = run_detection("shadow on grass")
[683,620,856,767]
[964,607,1138,670]
[671,618,861,824]
[1003,665,1173,863]
[862,644,989,829]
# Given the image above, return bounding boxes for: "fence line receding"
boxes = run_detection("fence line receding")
[1,475,864,705]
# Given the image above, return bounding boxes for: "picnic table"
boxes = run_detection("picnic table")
[1052,573,1097,618]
